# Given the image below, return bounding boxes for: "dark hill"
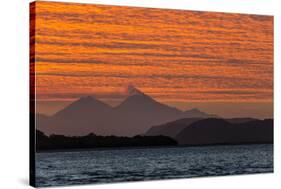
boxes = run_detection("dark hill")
[226,118,259,124]
[183,108,217,118]
[176,118,273,145]
[145,117,263,139]
[145,118,203,137]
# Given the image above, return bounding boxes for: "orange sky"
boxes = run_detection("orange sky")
[31,1,273,118]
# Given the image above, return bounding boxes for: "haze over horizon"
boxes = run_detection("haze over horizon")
[32,2,273,119]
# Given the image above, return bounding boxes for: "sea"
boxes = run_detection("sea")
[35,144,273,187]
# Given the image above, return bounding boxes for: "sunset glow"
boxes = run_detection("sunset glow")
[31,2,273,118]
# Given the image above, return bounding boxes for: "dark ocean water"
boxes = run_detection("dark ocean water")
[35,144,273,187]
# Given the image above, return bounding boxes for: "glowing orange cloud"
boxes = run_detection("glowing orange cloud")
[31,1,273,113]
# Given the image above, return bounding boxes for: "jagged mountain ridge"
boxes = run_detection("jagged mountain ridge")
[37,88,217,136]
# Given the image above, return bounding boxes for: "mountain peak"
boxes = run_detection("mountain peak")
[120,91,154,107]
[73,95,111,108]
[117,87,181,117]
[54,95,111,117]
[121,85,155,104]
[127,85,145,97]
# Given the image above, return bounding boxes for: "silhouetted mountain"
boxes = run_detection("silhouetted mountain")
[54,96,111,118]
[37,88,218,136]
[145,117,260,138]
[183,108,218,118]
[175,118,273,145]
[36,130,177,151]
[226,118,259,124]
[117,92,179,113]
[38,96,113,136]
[112,91,182,136]
[145,118,203,137]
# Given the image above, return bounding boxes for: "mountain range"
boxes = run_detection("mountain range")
[36,88,217,136]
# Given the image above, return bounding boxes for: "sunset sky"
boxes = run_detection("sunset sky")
[31,1,273,118]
